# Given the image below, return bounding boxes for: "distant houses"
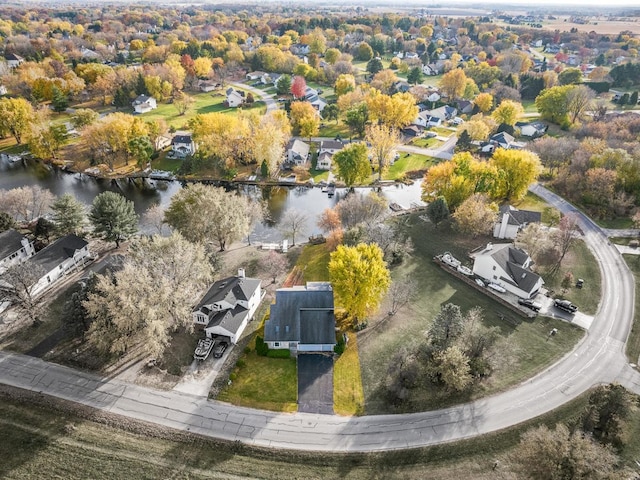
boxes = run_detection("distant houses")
[132,94,157,114]
[287,139,311,166]
[171,131,197,158]
[226,87,245,108]
[0,230,35,275]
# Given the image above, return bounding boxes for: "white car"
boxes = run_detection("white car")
[488,283,506,293]
[475,278,486,288]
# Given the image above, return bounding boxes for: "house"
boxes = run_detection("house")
[515,121,548,138]
[246,71,267,81]
[132,95,157,114]
[472,243,544,299]
[287,139,310,166]
[319,139,344,156]
[80,47,102,60]
[481,132,524,153]
[291,44,310,56]
[171,131,197,158]
[413,110,441,128]
[199,80,219,92]
[422,64,437,76]
[493,205,542,239]
[0,85,7,96]
[29,234,91,296]
[456,100,474,115]
[316,151,332,171]
[5,53,24,69]
[264,282,336,353]
[0,230,35,274]
[226,88,244,108]
[394,81,411,93]
[308,95,327,112]
[402,125,423,138]
[192,270,262,344]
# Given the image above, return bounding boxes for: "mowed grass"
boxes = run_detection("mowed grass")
[333,332,365,416]
[150,153,182,172]
[542,239,602,315]
[384,153,437,180]
[596,216,635,229]
[358,217,584,414]
[623,254,640,366]
[514,191,560,224]
[297,243,331,282]
[137,90,267,129]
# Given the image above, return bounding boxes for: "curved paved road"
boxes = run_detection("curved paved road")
[0,185,639,452]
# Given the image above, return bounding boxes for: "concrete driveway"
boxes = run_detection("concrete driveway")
[297,354,334,415]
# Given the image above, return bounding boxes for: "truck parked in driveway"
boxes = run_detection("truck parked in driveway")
[554,299,578,314]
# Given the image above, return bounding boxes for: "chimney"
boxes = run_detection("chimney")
[238,268,245,278]
[21,237,34,257]
[486,242,493,251]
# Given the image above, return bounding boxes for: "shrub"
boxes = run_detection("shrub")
[266,349,291,359]
[255,335,269,356]
[236,359,246,368]
[243,346,251,354]
[229,372,238,381]
[334,337,346,355]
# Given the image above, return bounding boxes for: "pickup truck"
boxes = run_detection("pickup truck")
[518,298,542,312]
[554,299,578,313]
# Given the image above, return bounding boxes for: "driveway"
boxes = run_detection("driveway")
[297,354,334,415]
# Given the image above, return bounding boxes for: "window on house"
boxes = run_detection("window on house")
[492,266,496,270]
[493,275,497,280]
[274,342,280,348]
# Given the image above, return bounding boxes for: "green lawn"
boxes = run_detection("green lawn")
[358,217,585,414]
[521,99,538,114]
[137,90,266,129]
[318,121,350,139]
[297,243,331,282]
[596,217,635,229]
[514,191,561,225]
[384,153,437,180]
[150,153,182,172]
[623,254,640,366]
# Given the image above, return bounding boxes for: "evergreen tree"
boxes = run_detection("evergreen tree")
[426,197,449,228]
[51,86,68,113]
[455,129,472,152]
[630,91,638,106]
[135,73,148,95]
[407,66,423,85]
[51,193,86,236]
[276,75,291,95]
[366,57,383,75]
[89,191,138,247]
[113,87,131,109]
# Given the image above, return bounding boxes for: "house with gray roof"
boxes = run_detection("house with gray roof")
[0,229,35,274]
[264,282,336,353]
[287,139,310,166]
[29,234,91,296]
[494,205,542,239]
[192,270,262,344]
[472,243,544,299]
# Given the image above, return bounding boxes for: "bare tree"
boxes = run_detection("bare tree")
[550,213,579,275]
[0,186,55,223]
[278,209,308,246]
[336,192,388,229]
[566,85,596,124]
[0,262,46,326]
[142,203,167,236]
[388,277,417,316]
[259,251,289,284]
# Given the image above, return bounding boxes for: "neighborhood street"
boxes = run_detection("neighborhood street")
[0,185,639,452]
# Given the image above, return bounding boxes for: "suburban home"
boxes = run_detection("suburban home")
[319,139,344,156]
[287,139,310,166]
[472,243,544,299]
[192,270,262,345]
[80,47,102,60]
[5,53,24,69]
[494,205,542,239]
[171,131,197,158]
[316,151,332,171]
[132,94,157,114]
[264,282,336,353]
[456,100,474,115]
[308,94,327,112]
[199,80,219,92]
[291,43,310,56]
[413,110,441,128]
[29,234,91,296]
[402,125,423,138]
[0,230,35,274]
[394,81,411,93]
[226,88,245,107]
[515,121,548,138]
[481,132,525,153]
[246,71,267,81]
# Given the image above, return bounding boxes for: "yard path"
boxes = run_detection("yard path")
[1,185,639,452]
[230,81,277,113]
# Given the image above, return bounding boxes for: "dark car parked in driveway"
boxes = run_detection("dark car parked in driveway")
[554,299,578,313]
[518,298,542,312]
[212,340,228,358]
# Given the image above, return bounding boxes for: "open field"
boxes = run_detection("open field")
[543,17,640,35]
[2,383,638,479]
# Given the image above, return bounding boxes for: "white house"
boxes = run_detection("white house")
[80,47,102,60]
[5,53,24,69]
[226,88,245,108]
[171,131,197,158]
[199,80,219,92]
[0,230,35,274]
[132,95,157,114]
[493,205,542,239]
[0,85,7,96]
[515,121,548,138]
[246,71,267,81]
[413,110,441,128]
[287,139,310,166]
[29,234,91,296]
[264,282,336,353]
[308,95,327,112]
[472,243,544,299]
[319,139,344,156]
[192,270,262,344]
[316,151,332,171]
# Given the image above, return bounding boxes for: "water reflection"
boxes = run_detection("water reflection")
[0,157,423,242]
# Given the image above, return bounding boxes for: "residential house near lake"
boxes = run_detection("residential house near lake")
[287,139,310,166]
[192,270,262,344]
[264,282,336,354]
[0,229,35,274]
[132,95,157,114]
[494,205,542,240]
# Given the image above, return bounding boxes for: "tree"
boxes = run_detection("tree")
[276,75,292,95]
[429,346,472,392]
[535,85,573,125]
[128,135,154,168]
[0,212,16,232]
[428,303,464,350]
[289,101,319,138]
[173,92,195,116]
[334,74,356,97]
[558,67,583,85]
[366,124,400,181]
[333,143,371,188]
[324,48,341,64]
[388,277,417,316]
[322,104,339,123]
[440,68,467,100]
[164,184,251,251]
[0,185,54,223]
[630,91,639,106]
[85,233,214,359]
[317,208,342,233]
[0,262,47,326]
[550,213,579,275]
[367,91,418,129]
[278,209,308,246]
[581,384,633,449]
[566,85,595,124]
[345,104,369,138]
[0,97,35,144]
[491,99,524,126]
[490,148,542,201]
[142,203,167,236]
[28,122,68,160]
[89,191,138,248]
[329,243,390,322]
[474,92,493,113]
[371,70,399,95]
[426,197,449,227]
[530,137,579,173]
[71,108,99,129]
[512,424,618,480]
[366,57,383,75]
[407,66,423,85]
[356,42,374,62]
[51,194,85,236]
[259,250,289,283]
[291,75,307,99]
[452,193,497,237]
[337,192,388,230]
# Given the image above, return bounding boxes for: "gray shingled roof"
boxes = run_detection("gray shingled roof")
[489,244,542,293]
[29,234,87,273]
[0,229,26,260]
[194,276,261,313]
[499,205,542,226]
[264,283,335,345]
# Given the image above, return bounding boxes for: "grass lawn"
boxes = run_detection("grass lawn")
[297,243,331,282]
[623,254,640,366]
[410,137,442,149]
[0,136,27,154]
[431,126,454,136]
[217,323,298,412]
[596,217,635,229]
[318,121,350,139]
[514,191,560,224]
[384,153,437,180]
[137,90,266,129]
[521,99,538,114]
[358,217,585,414]
[333,332,365,416]
[150,153,182,172]
[611,237,638,246]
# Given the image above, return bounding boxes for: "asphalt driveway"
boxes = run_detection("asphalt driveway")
[297,354,334,415]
